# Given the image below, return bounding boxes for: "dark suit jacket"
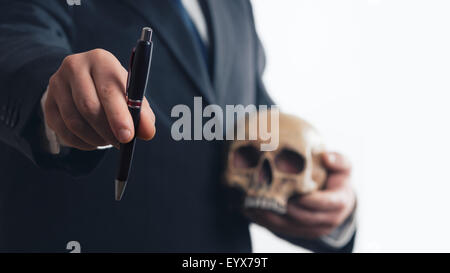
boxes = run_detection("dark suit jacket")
[0,0,354,252]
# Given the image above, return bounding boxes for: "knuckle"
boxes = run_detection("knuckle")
[90,48,112,60]
[48,73,58,87]
[48,74,63,93]
[329,215,343,227]
[62,54,79,72]
[65,117,85,133]
[99,85,126,107]
[78,98,100,117]
[98,84,116,97]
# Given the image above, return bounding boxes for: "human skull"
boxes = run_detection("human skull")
[224,110,327,214]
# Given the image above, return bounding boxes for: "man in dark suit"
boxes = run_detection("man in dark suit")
[0,0,356,252]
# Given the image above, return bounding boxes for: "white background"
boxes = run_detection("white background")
[251,0,450,252]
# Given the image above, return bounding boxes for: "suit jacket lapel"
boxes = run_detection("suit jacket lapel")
[123,0,216,104]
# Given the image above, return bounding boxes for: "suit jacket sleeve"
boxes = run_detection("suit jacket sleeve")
[0,0,105,176]
[247,0,356,252]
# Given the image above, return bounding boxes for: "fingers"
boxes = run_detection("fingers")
[295,189,348,212]
[48,74,107,147]
[242,152,355,240]
[45,49,156,150]
[296,164,354,211]
[71,53,155,143]
[44,97,96,151]
[322,152,352,173]
[70,68,119,147]
[244,209,334,239]
[286,202,347,228]
[91,56,134,144]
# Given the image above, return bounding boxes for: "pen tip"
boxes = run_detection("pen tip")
[115,180,127,201]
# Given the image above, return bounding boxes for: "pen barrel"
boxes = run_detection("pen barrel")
[116,33,153,183]
[114,27,153,200]
[127,40,153,101]
[117,139,136,182]
[116,107,141,182]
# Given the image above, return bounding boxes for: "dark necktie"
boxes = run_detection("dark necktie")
[172,0,210,71]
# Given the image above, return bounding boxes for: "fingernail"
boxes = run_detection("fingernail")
[118,129,131,143]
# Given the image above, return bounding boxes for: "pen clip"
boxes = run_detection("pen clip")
[126,47,136,95]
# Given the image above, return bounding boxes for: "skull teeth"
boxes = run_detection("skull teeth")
[244,196,287,214]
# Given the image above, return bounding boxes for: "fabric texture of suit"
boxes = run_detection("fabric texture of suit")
[0,0,354,252]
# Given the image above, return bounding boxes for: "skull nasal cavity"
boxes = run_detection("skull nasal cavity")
[258,159,273,185]
[275,149,305,174]
[233,146,261,168]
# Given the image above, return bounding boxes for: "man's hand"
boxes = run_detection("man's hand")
[244,152,356,240]
[44,49,156,150]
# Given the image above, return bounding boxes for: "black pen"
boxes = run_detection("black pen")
[115,27,154,201]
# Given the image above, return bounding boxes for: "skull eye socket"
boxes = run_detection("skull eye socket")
[233,145,261,168]
[275,149,305,174]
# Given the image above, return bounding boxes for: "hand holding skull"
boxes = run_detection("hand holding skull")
[245,152,356,239]
[224,111,356,239]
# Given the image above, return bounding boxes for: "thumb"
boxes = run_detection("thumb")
[136,97,156,141]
